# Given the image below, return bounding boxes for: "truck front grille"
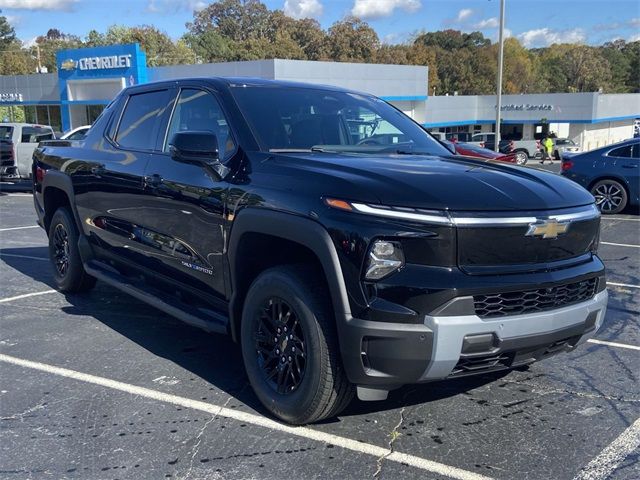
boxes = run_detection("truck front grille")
[473,278,598,318]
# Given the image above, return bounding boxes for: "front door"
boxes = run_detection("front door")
[138,87,237,306]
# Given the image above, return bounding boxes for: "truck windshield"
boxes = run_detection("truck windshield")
[0,126,13,140]
[230,86,449,156]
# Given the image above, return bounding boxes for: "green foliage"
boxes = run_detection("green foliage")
[0,10,16,50]
[1,0,638,95]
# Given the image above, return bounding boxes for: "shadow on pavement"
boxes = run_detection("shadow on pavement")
[1,245,521,423]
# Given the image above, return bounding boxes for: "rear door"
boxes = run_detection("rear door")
[16,126,55,178]
[75,87,176,270]
[137,86,236,305]
[607,142,640,203]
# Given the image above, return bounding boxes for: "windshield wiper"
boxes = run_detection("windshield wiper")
[269,148,313,153]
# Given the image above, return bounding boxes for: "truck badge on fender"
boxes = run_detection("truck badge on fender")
[525,219,570,239]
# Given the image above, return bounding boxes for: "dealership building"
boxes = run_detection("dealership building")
[0,43,638,150]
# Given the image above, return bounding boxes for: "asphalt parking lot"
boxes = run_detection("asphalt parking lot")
[1,190,638,480]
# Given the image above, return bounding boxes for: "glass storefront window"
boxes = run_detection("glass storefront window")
[48,105,62,133]
[24,106,37,124]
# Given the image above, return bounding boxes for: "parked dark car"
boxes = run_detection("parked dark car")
[33,78,608,424]
[442,140,517,163]
[561,138,639,214]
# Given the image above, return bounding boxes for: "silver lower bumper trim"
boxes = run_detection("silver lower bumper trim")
[420,290,608,381]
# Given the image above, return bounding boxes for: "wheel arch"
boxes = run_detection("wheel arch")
[227,209,351,343]
[41,171,79,233]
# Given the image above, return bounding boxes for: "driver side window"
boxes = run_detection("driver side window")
[164,89,235,159]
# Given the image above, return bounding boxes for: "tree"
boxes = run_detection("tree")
[326,17,379,62]
[187,0,272,42]
[29,29,83,72]
[562,45,612,92]
[101,25,195,66]
[0,11,16,50]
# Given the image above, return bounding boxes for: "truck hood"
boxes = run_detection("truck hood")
[273,152,594,211]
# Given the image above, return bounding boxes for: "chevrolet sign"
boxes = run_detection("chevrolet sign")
[78,54,132,70]
[525,219,570,239]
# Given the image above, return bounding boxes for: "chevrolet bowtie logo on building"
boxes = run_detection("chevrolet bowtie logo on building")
[60,59,77,71]
[526,219,570,239]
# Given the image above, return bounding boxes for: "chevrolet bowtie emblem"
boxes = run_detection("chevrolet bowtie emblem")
[525,219,570,239]
[60,59,77,71]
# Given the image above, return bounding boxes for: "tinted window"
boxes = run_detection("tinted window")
[555,139,575,146]
[164,89,235,159]
[231,86,449,156]
[21,126,54,143]
[608,145,633,158]
[0,126,13,140]
[116,90,173,150]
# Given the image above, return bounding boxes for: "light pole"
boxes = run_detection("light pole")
[495,0,506,152]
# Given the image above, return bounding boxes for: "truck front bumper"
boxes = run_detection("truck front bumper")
[340,289,608,395]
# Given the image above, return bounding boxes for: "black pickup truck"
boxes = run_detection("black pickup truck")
[33,78,608,424]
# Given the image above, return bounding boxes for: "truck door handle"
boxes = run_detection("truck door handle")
[622,164,637,169]
[144,173,164,187]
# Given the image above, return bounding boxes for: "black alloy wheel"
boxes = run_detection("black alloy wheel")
[52,223,71,277]
[591,180,628,214]
[254,297,307,395]
[48,207,96,293]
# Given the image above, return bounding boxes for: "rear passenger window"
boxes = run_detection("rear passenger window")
[608,146,632,158]
[116,90,173,150]
[21,127,54,143]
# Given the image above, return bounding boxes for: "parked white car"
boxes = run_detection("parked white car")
[60,125,91,141]
[553,138,580,160]
[0,123,55,180]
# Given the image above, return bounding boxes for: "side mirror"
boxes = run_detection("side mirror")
[169,131,230,179]
[169,131,219,165]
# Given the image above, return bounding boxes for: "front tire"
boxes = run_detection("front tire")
[591,179,628,214]
[241,265,354,424]
[48,207,96,293]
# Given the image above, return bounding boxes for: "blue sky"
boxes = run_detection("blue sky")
[2,0,639,48]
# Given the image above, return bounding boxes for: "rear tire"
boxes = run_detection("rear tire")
[241,265,354,424]
[514,151,528,165]
[591,179,628,214]
[48,207,96,293]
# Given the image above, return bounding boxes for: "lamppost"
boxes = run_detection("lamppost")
[495,0,506,152]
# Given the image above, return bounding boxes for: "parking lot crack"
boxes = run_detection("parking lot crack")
[373,406,406,478]
[181,393,237,480]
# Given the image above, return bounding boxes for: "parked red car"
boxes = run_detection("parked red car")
[443,140,517,163]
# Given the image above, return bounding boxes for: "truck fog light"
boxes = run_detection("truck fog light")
[365,240,404,280]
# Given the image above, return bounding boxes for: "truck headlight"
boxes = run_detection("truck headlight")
[365,240,404,280]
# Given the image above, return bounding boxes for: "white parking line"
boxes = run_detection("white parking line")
[573,417,640,480]
[0,290,57,304]
[0,353,491,480]
[601,216,640,222]
[587,339,640,351]
[600,241,640,248]
[0,225,39,232]
[0,253,48,261]
[607,281,640,290]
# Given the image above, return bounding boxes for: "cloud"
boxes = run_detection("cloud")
[518,28,586,48]
[351,0,420,20]
[473,17,499,29]
[0,0,77,10]
[629,33,640,42]
[145,0,207,13]
[456,8,473,22]
[4,14,20,26]
[284,0,323,19]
